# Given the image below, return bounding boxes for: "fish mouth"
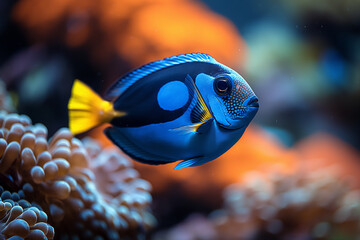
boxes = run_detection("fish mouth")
[243,96,259,108]
[208,95,259,130]
[222,104,259,130]
[217,121,246,130]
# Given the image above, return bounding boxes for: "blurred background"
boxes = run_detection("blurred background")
[1,0,360,239]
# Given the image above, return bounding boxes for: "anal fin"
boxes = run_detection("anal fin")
[104,127,173,165]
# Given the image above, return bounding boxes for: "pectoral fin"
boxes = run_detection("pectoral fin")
[174,156,210,169]
[185,74,213,123]
[170,118,213,134]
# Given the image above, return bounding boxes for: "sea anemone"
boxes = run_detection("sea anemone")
[0,188,54,240]
[0,110,155,239]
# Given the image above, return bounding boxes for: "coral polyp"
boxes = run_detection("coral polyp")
[0,192,54,240]
[0,111,155,239]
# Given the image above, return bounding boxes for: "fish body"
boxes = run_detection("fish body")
[68,53,258,169]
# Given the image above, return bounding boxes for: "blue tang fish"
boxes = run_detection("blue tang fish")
[68,53,259,169]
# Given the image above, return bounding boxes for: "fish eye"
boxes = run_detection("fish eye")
[213,75,232,96]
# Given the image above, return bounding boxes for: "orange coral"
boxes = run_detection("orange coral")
[13,0,245,72]
[114,1,245,68]
[295,133,360,187]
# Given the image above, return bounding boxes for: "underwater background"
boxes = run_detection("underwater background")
[0,0,360,239]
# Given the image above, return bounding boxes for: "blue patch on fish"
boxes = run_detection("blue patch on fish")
[157,81,189,111]
[68,53,259,169]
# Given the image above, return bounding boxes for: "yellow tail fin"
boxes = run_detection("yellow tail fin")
[68,80,125,134]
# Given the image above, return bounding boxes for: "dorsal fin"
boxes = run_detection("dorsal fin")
[105,53,217,100]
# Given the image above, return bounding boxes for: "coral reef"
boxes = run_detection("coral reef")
[295,132,360,188]
[0,188,54,240]
[155,168,360,240]
[0,110,155,239]
[12,0,245,71]
[218,169,360,239]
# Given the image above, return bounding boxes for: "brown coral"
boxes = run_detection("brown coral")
[217,169,360,239]
[156,168,360,240]
[0,191,54,240]
[0,111,155,239]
